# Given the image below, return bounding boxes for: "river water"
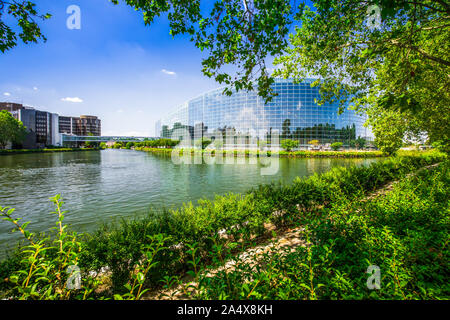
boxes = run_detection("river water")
[0,149,379,256]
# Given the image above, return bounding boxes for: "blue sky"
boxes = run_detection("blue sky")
[0,0,230,136]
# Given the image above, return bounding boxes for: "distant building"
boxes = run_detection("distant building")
[0,102,23,113]
[0,102,101,149]
[76,115,101,136]
[58,116,74,135]
[58,115,101,137]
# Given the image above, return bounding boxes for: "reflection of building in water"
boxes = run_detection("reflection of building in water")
[156,79,373,147]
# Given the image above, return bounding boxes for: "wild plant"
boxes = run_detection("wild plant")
[113,233,169,300]
[0,195,100,299]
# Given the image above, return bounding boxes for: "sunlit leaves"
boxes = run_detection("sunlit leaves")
[0,110,28,149]
[0,0,51,53]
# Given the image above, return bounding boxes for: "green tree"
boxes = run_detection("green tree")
[281,139,299,152]
[274,1,449,111]
[125,142,135,149]
[84,133,100,149]
[113,142,123,149]
[0,110,27,149]
[274,1,449,150]
[349,137,367,149]
[84,133,92,148]
[194,138,212,149]
[330,142,343,151]
[0,1,51,53]
[115,1,448,117]
[368,107,407,155]
[308,140,319,146]
[355,136,367,150]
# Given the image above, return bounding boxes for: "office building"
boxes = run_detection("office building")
[0,102,101,148]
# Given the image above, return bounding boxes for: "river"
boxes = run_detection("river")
[0,149,379,256]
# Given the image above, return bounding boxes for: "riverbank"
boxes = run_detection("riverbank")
[0,150,446,299]
[0,147,100,155]
[133,146,384,158]
[166,160,449,300]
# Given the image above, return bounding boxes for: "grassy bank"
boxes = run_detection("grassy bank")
[133,146,384,158]
[193,161,449,299]
[0,150,447,299]
[0,147,100,155]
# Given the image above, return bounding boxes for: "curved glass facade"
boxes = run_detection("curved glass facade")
[156,79,372,146]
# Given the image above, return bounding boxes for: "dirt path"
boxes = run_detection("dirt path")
[144,225,307,300]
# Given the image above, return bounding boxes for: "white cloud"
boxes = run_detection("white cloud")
[61,97,83,103]
[33,87,38,91]
[116,109,124,113]
[3,92,11,96]
[161,69,176,76]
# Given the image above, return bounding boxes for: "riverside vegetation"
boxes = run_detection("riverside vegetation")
[111,139,384,158]
[0,147,100,155]
[0,150,447,300]
[134,147,384,158]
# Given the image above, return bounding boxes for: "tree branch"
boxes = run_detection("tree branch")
[390,39,450,67]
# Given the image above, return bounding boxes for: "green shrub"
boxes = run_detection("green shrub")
[330,142,343,151]
[113,142,123,149]
[431,140,449,154]
[0,195,100,299]
[281,139,299,152]
[194,161,449,299]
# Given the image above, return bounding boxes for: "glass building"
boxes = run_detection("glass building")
[156,79,373,147]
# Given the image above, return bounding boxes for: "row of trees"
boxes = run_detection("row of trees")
[111,137,365,152]
[118,138,218,150]
[109,139,180,150]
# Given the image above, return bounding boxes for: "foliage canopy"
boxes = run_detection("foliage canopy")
[0,0,51,52]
